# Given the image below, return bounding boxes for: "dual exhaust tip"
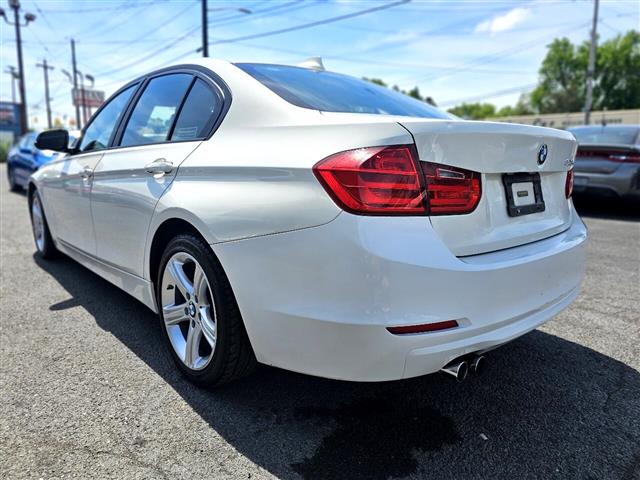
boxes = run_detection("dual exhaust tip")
[440,355,485,382]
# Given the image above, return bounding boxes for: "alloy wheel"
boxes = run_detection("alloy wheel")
[161,252,217,370]
[31,195,45,252]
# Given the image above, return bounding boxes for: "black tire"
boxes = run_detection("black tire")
[156,233,256,388]
[29,189,58,259]
[8,167,21,192]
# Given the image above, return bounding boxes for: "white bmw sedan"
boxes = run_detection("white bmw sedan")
[30,59,587,387]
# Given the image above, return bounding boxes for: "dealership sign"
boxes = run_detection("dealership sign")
[72,88,105,108]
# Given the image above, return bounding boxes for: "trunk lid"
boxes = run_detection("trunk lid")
[399,119,577,256]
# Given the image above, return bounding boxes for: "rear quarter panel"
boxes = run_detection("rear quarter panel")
[148,121,413,270]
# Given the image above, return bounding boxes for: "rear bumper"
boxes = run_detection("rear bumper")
[213,208,587,382]
[574,164,640,198]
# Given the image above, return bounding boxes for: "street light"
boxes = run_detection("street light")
[201,2,252,57]
[1,0,36,134]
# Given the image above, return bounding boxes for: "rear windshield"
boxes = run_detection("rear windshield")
[236,63,452,120]
[569,126,639,145]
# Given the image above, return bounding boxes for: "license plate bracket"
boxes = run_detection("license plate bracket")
[502,172,545,217]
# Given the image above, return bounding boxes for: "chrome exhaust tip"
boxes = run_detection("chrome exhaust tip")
[440,360,469,382]
[470,355,486,375]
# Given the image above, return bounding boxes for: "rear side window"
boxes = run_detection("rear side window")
[79,85,136,152]
[236,63,452,120]
[120,74,192,147]
[171,79,221,141]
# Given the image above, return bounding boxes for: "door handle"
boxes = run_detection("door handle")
[145,158,173,176]
[81,167,93,179]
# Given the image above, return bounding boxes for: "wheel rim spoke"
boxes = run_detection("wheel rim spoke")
[184,322,202,369]
[193,265,206,299]
[163,303,188,326]
[199,305,216,347]
[167,259,194,300]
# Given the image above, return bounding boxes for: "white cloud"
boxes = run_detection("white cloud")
[475,7,532,34]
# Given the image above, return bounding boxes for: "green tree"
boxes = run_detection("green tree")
[593,30,640,110]
[531,30,640,113]
[447,102,496,120]
[406,86,423,101]
[363,77,435,105]
[530,38,586,113]
[497,94,534,116]
[362,77,388,87]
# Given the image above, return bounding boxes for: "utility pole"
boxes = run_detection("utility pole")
[78,71,87,126]
[584,0,599,125]
[1,1,36,134]
[85,73,95,119]
[4,66,18,103]
[36,59,54,129]
[201,5,251,57]
[70,39,81,129]
[201,0,208,57]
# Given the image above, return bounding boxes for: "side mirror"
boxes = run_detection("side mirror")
[35,129,70,153]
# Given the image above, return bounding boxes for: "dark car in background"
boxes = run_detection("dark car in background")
[6,131,77,191]
[568,125,640,200]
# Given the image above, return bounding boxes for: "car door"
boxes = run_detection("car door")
[42,84,138,254]
[90,72,225,277]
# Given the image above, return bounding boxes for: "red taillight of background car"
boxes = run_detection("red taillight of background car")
[577,148,640,164]
[420,162,482,215]
[608,153,640,164]
[312,145,427,215]
[565,169,574,199]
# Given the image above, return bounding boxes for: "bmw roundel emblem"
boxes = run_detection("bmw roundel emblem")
[537,144,548,165]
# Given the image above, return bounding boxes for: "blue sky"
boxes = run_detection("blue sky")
[1,0,638,129]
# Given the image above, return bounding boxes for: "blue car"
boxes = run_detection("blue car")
[6,132,68,191]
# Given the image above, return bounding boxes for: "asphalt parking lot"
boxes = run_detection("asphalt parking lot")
[1,163,639,480]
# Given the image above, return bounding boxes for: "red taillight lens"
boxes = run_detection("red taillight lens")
[578,149,640,164]
[565,169,574,199]
[420,162,481,215]
[313,145,426,215]
[609,153,640,164]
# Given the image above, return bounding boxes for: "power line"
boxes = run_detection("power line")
[208,0,312,27]
[38,1,163,14]
[92,25,200,77]
[33,1,55,31]
[439,83,537,107]
[94,0,198,58]
[97,48,199,90]
[70,1,155,40]
[212,0,410,45]
[234,41,535,75]
[410,21,591,84]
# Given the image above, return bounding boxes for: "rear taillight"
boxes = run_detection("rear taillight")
[420,162,482,215]
[609,153,640,164]
[565,169,574,199]
[313,145,482,216]
[578,148,640,164]
[312,145,427,215]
